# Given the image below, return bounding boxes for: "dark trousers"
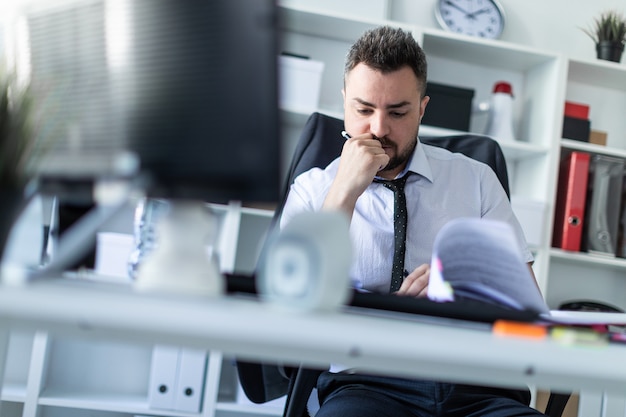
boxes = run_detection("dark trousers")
[315,372,545,417]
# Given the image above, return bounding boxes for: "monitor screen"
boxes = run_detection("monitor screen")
[23,0,282,204]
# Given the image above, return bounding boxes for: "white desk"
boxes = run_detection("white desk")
[0,278,624,402]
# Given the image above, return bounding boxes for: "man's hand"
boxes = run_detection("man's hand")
[323,133,389,217]
[395,263,430,297]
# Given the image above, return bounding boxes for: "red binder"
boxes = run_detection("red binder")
[552,151,590,251]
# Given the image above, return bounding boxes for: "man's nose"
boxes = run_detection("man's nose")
[369,113,389,139]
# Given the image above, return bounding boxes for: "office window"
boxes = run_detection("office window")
[26,0,124,153]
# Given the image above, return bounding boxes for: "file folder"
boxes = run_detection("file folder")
[147,345,180,410]
[173,348,208,412]
[552,151,590,251]
[582,155,624,256]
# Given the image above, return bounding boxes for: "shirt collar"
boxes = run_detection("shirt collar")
[405,137,433,182]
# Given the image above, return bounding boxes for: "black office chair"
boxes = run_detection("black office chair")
[236,112,517,417]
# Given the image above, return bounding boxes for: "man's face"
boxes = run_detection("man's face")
[343,63,429,177]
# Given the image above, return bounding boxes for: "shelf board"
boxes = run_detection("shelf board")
[550,248,626,271]
[421,29,557,72]
[1,383,26,403]
[420,125,549,161]
[560,138,626,159]
[279,4,387,43]
[568,58,626,91]
[37,390,193,416]
[279,4,559,74]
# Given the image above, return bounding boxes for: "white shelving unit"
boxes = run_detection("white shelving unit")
[546,57,626,313]
[1,330,286,417]
[3,2,626,417]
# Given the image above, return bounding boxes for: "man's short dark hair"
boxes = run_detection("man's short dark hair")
[345,26,428,96]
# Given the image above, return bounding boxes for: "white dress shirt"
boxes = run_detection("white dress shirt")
[280,138,533,294]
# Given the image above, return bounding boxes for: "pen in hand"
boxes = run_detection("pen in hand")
[342,130,388,172]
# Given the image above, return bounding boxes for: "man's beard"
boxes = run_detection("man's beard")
[378,134,418,174]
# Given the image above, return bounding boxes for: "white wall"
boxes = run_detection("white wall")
[5,0,625,64]
[389,0,626,62]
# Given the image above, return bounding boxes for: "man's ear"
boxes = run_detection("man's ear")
[419,95,430,121]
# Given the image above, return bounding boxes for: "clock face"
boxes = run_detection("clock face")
[435,0,505,39]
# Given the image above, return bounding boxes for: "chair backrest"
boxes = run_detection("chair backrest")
[273,112,510,224]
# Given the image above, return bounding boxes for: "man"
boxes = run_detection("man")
[280,26,544,416]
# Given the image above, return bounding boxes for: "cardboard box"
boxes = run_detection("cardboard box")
[422,82,474,131]
[589,130,607,146]
[279,55,324,112]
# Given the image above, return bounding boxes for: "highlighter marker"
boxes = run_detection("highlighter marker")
[493,320,547,340]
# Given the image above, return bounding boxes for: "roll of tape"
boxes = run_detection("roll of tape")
[257,211,352,311]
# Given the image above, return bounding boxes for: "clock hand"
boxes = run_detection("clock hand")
[443,0,471,16]
[466,7,492,19]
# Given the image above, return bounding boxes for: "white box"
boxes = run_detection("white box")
[279,55,324,112]
[511,196,547,247]
[95,232,135,280]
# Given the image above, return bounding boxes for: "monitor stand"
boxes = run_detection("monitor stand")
[134,199,224,296]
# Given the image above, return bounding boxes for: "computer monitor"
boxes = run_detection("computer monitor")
[123,0,282,203]
[28,0,281,204]
[19,0,282,287]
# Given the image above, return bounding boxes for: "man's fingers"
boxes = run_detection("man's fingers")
[396,264,430,297]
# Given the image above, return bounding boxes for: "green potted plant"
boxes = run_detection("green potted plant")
[0,67,38,262]
[0,73,36,189]
[582,10,626,62]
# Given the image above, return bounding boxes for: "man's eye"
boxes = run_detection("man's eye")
[357,108,373,115]
[391,111,407,118]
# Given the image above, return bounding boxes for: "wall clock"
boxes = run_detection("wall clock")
[434,0,506,40]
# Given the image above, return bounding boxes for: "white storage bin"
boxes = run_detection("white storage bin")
[279,55,324,112]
